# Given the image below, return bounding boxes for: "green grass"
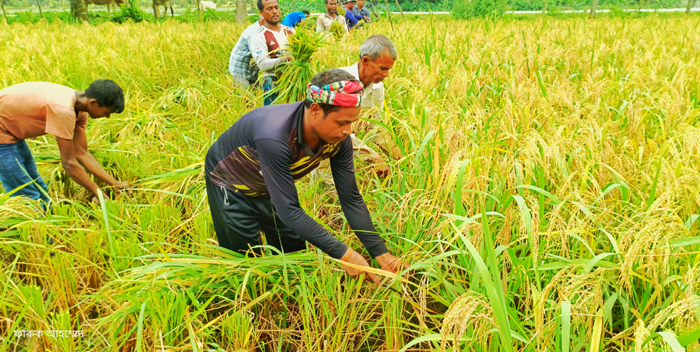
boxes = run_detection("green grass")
[1,15,700,351]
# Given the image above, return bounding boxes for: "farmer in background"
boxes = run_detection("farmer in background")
[205,69,404,284]
[353,0,371,22]
[312,35,396,184]
[281,10,310,28]
[0,80,128,206]
[316,0,348,34]
[228,15,265,88]
[252,0,295,106]
[343,0,364,30]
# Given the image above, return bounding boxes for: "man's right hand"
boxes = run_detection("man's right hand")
[340,247,380,285]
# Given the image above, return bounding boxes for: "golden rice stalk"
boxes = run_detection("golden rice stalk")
[440,291,495,351]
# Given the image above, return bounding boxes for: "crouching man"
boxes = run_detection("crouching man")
[0,79,128,206]
[205,69,404,283]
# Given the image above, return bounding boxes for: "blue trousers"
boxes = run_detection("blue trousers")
[0,140,51,205]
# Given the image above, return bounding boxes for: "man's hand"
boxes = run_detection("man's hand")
[364,16,370,21]
[375,252,408,274]
[374,164,390,178]
[285,55,293,62]
[111,180,132,195]
[340,247,381,285]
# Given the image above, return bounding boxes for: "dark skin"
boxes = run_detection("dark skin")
[358,50,396,86]
[302,102,404,277]
[259,0,293,61]
[355,50,395,178]
[356,0,370,21]
[55,91,128,200]
[344,1,360,32]
[345,1,355,11]
[325,0,338,17]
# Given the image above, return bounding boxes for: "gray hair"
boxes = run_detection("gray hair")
[359,35,398,61]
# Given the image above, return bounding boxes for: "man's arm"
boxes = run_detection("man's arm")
[362,8,371,21]
[316,16,325,33]
[56,136,101,198]
[330,137,404,271]
[256,138,349,259]
[345,12,359,27]
[72,125,126,189]
[251,33,288,72]
[329,136,389,258]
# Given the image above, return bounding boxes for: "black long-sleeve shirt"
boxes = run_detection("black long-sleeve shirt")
[205,102,389,259]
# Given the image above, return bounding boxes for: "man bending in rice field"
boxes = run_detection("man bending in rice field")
[205,69,404,284]
[0,80,129,208]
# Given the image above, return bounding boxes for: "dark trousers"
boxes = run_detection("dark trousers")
[205,173,307,256]
[0,140,50,206]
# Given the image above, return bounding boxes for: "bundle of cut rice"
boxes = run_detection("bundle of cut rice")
[273,29,328,104]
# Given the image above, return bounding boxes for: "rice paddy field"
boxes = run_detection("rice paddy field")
[1,13,700,352]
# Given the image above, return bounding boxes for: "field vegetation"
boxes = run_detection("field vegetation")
[1,14,700,351]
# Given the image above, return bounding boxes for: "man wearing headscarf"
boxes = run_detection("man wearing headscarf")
[205,69,405,283]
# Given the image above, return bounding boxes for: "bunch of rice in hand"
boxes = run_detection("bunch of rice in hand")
[330,21,345,37]
[273,29,327,104]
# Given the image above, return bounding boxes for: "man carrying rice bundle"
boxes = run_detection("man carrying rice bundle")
[251,0,295,106]
[205,69,404,284]
[316,0,348,34]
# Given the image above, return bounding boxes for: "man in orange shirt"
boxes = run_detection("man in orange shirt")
[0,79,128,207]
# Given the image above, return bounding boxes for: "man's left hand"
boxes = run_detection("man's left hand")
[375,253,407,274]
[111,181,132,195]
[364,16,371,21]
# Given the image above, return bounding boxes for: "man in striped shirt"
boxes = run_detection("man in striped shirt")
[228,17,264,88]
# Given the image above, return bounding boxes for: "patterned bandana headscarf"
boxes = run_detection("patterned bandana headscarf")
[306,80,364,107]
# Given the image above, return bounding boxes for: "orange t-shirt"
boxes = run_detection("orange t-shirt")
[0,82,88,144]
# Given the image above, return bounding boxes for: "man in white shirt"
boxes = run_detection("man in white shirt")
[312,35,397,183]
[316,0,348,34]
[251,0,295,105]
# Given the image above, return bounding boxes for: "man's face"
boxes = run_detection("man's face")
[311,105,362,145]
[361,50,396,84]
[345,1,355,9]
[259,0,280,25]
[87,100,114,119]
[357,0,365,8]
[326,0,338,15]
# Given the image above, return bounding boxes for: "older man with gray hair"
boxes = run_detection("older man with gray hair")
[312,35,397,183]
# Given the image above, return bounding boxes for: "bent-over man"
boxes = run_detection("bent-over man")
[0,80,128,206]
[205,69,403,283]
[312,35,397,184]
